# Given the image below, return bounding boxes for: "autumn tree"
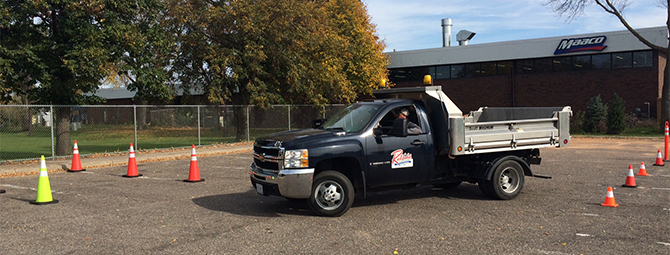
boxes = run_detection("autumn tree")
[547,0,670,129]
[168,0,389,141]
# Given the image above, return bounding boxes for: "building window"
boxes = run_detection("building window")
[535,58,552,73]
[480,62,496,76]
[553,56,573,72]
[573,55,592,70]
[516,59,533,74]
[389,66,432,83]
[451,64,465,78]
[612,52,632,68]
[592,54,611,69]
[497,61,512,75]
[465,63,480,77]
[435,65,450,79]
[633,51,653,67]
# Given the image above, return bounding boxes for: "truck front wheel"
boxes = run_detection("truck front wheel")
[481,161,524,200]
[308,171,355,217]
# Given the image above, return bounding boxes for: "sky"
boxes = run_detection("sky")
[362,0,667,52]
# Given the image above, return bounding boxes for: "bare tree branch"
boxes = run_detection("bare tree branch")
[595,0,666,52]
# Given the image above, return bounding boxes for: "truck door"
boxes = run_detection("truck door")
[365,105,431,187]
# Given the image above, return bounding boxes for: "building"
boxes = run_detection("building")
[387,26,667,119]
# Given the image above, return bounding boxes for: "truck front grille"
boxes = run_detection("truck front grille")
[253,144,283,174]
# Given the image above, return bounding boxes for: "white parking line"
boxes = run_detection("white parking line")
[657,242,670,246]
[581,213,599,217]
[576,233,593,237]
[651,187,670,191]
[0,184,66,194]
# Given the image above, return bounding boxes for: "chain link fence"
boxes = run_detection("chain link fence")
[0,104,346,162]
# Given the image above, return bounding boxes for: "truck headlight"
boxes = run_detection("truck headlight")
[284,149,308,168]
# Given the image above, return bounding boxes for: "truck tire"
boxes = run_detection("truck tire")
[481,160,524,200]
[308,171,355,217]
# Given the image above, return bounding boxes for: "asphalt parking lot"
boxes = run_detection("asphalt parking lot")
[1,137,669,254]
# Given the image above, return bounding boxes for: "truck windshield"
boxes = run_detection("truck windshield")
[321,104,381,133]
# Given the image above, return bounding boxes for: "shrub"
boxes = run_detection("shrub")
[570,111,585,134]
[607,93,626,134]
[583,95,608,133]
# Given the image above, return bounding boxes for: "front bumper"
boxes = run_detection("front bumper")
[249,162,314,199]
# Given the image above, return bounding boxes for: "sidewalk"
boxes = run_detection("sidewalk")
[0,142,254,178]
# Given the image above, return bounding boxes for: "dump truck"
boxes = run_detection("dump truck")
[250,86,571,216]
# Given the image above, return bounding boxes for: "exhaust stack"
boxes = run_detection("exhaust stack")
[441,18,452,47]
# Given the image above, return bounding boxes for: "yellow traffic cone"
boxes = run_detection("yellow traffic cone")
[31,155,58,205]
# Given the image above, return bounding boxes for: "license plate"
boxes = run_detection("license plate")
[256,183,264,195]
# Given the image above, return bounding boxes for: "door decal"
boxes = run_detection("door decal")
[391,149,413,169]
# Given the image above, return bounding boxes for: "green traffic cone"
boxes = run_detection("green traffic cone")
[31,155,58,205]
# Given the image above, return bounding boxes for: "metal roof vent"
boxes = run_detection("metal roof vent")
[456,30,476,46]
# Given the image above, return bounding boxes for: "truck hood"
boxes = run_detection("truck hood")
[255,129,342,148]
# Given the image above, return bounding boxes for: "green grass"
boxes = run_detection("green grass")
[1,125,287,161]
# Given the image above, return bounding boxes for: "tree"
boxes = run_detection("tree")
[119,0,176,130]
[547,0,670,129]
[607,93,626,134]
[583,94,608,133]
[0,0,168,155]
[168,0,389,141]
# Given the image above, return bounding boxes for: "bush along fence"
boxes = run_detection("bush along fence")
[0,104,345,162]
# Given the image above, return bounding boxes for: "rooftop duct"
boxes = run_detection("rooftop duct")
[457,30,476,45]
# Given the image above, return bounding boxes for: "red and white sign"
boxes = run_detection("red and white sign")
[391,149,413,169]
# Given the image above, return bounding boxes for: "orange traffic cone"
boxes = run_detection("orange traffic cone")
[622,165,637,188]
[637,162,649,176]
[601,186,619,207]
[123,143,142,178]
[67,140,85,172]
[184,145,204,182]
[654,150,664,166]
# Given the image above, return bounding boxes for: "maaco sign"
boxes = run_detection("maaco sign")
[554,36,607,55]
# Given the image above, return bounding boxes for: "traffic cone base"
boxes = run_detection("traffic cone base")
[68,140,86,172]
[637,162,649,176]
[654,150,664,166]
[601,187,619,207]
[32,156,58,205]
[622,165,637,188]
[30,199,59,205]
[123,174,143,178]
[0,189,5,194]
[184,145,204,182]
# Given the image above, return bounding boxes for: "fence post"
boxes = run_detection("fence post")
[288,105,291,131]
[197,105,201,146]
[50,105,55,161]
[246,105,250,142]
[133,105,138,148]
[323,105,326,119]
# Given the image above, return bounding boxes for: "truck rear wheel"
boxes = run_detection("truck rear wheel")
[308,171,354,217]
[481,160,524,200]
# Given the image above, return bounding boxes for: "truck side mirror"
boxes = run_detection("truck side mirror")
[389,118,408,137]
[373,127,383,137]
[312,119,326,129]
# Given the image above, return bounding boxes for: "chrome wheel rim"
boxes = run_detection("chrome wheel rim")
[499,167,520,194]
[314,180,343,210]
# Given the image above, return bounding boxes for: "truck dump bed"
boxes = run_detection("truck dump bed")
[373,86,571,156]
